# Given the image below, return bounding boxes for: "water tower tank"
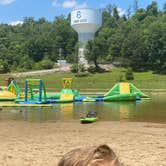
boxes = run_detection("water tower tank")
[71,8,102,64]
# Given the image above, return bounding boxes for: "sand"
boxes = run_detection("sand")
[0,120,166,166]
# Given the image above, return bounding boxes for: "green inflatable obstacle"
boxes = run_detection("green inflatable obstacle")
[55,88,80,103]
[0,80,21,101]
[16,79,57,104]
[129,83,149,98]
[103,93,137,101]
[7,80,21,98]
[34,92,60,100]
[103,82,149,102]
[54,78,81,103]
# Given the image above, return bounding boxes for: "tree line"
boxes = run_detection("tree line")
[0,1,166,74]
[0,16,77,73]
[86,1,166,74]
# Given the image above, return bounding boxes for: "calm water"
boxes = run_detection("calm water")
[0,94,166,123]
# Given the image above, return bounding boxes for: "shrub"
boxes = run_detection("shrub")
[79,64,85,72]
[39,59,54,69]
[87,66,96,73]
[87,66,106,73]
[15,68,27,72]
[0,61,10,74]
[70,64,79,73]
[71,64,85,73]
[18,55,34,70]
[75,72,89,77]
[125,68,134,80]
[54,63,59,68]
[119,74,125,82]
[96,67,106,73]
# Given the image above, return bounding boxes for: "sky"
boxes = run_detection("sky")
[0,0,166,24]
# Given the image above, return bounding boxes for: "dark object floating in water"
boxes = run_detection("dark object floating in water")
[80,111,98,124]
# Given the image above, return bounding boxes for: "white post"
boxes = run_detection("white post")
[59,48,62,71]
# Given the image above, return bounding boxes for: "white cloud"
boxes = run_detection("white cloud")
[62,0,77,8]
[75,2,87,8]
[9,21,23,26]
[98,4,126,17]
[0,0,15,5]
[52,0,61,7]
[52,0,87,9]
[117,7,126,16]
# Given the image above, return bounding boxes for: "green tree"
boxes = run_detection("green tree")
[163,2,166,14]
[133,9,147,21]
[113,7,120,20]
[125,68,134,80]
[145,21,166,73]
[0,60,10,73]
[133,0,139,13]
[0,1,166,74]
[127,6,132,18]
[37,57,54,69]
[146,1,158,16]
[85,37,108,68]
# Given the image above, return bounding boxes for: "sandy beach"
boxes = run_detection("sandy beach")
[0,120,166,166]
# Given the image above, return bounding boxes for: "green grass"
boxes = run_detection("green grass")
[0,68,166,92]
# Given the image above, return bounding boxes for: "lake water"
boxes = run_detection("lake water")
[0,94,166,123]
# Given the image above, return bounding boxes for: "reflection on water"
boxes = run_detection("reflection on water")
[0,106,60,122]
[60,104,73,120]
[0,94,166,123]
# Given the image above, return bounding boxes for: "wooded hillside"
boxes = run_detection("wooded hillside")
[0,1,165,74]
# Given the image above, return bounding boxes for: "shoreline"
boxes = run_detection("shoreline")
[0,120,166,166]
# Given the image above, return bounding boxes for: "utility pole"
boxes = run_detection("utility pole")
[59,48,62,72]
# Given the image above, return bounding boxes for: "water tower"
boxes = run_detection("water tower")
[71,8,102,64]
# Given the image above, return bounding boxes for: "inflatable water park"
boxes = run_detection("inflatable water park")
[0,77,149,106]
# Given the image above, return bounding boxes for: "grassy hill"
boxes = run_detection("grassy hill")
[0,68,165,92]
